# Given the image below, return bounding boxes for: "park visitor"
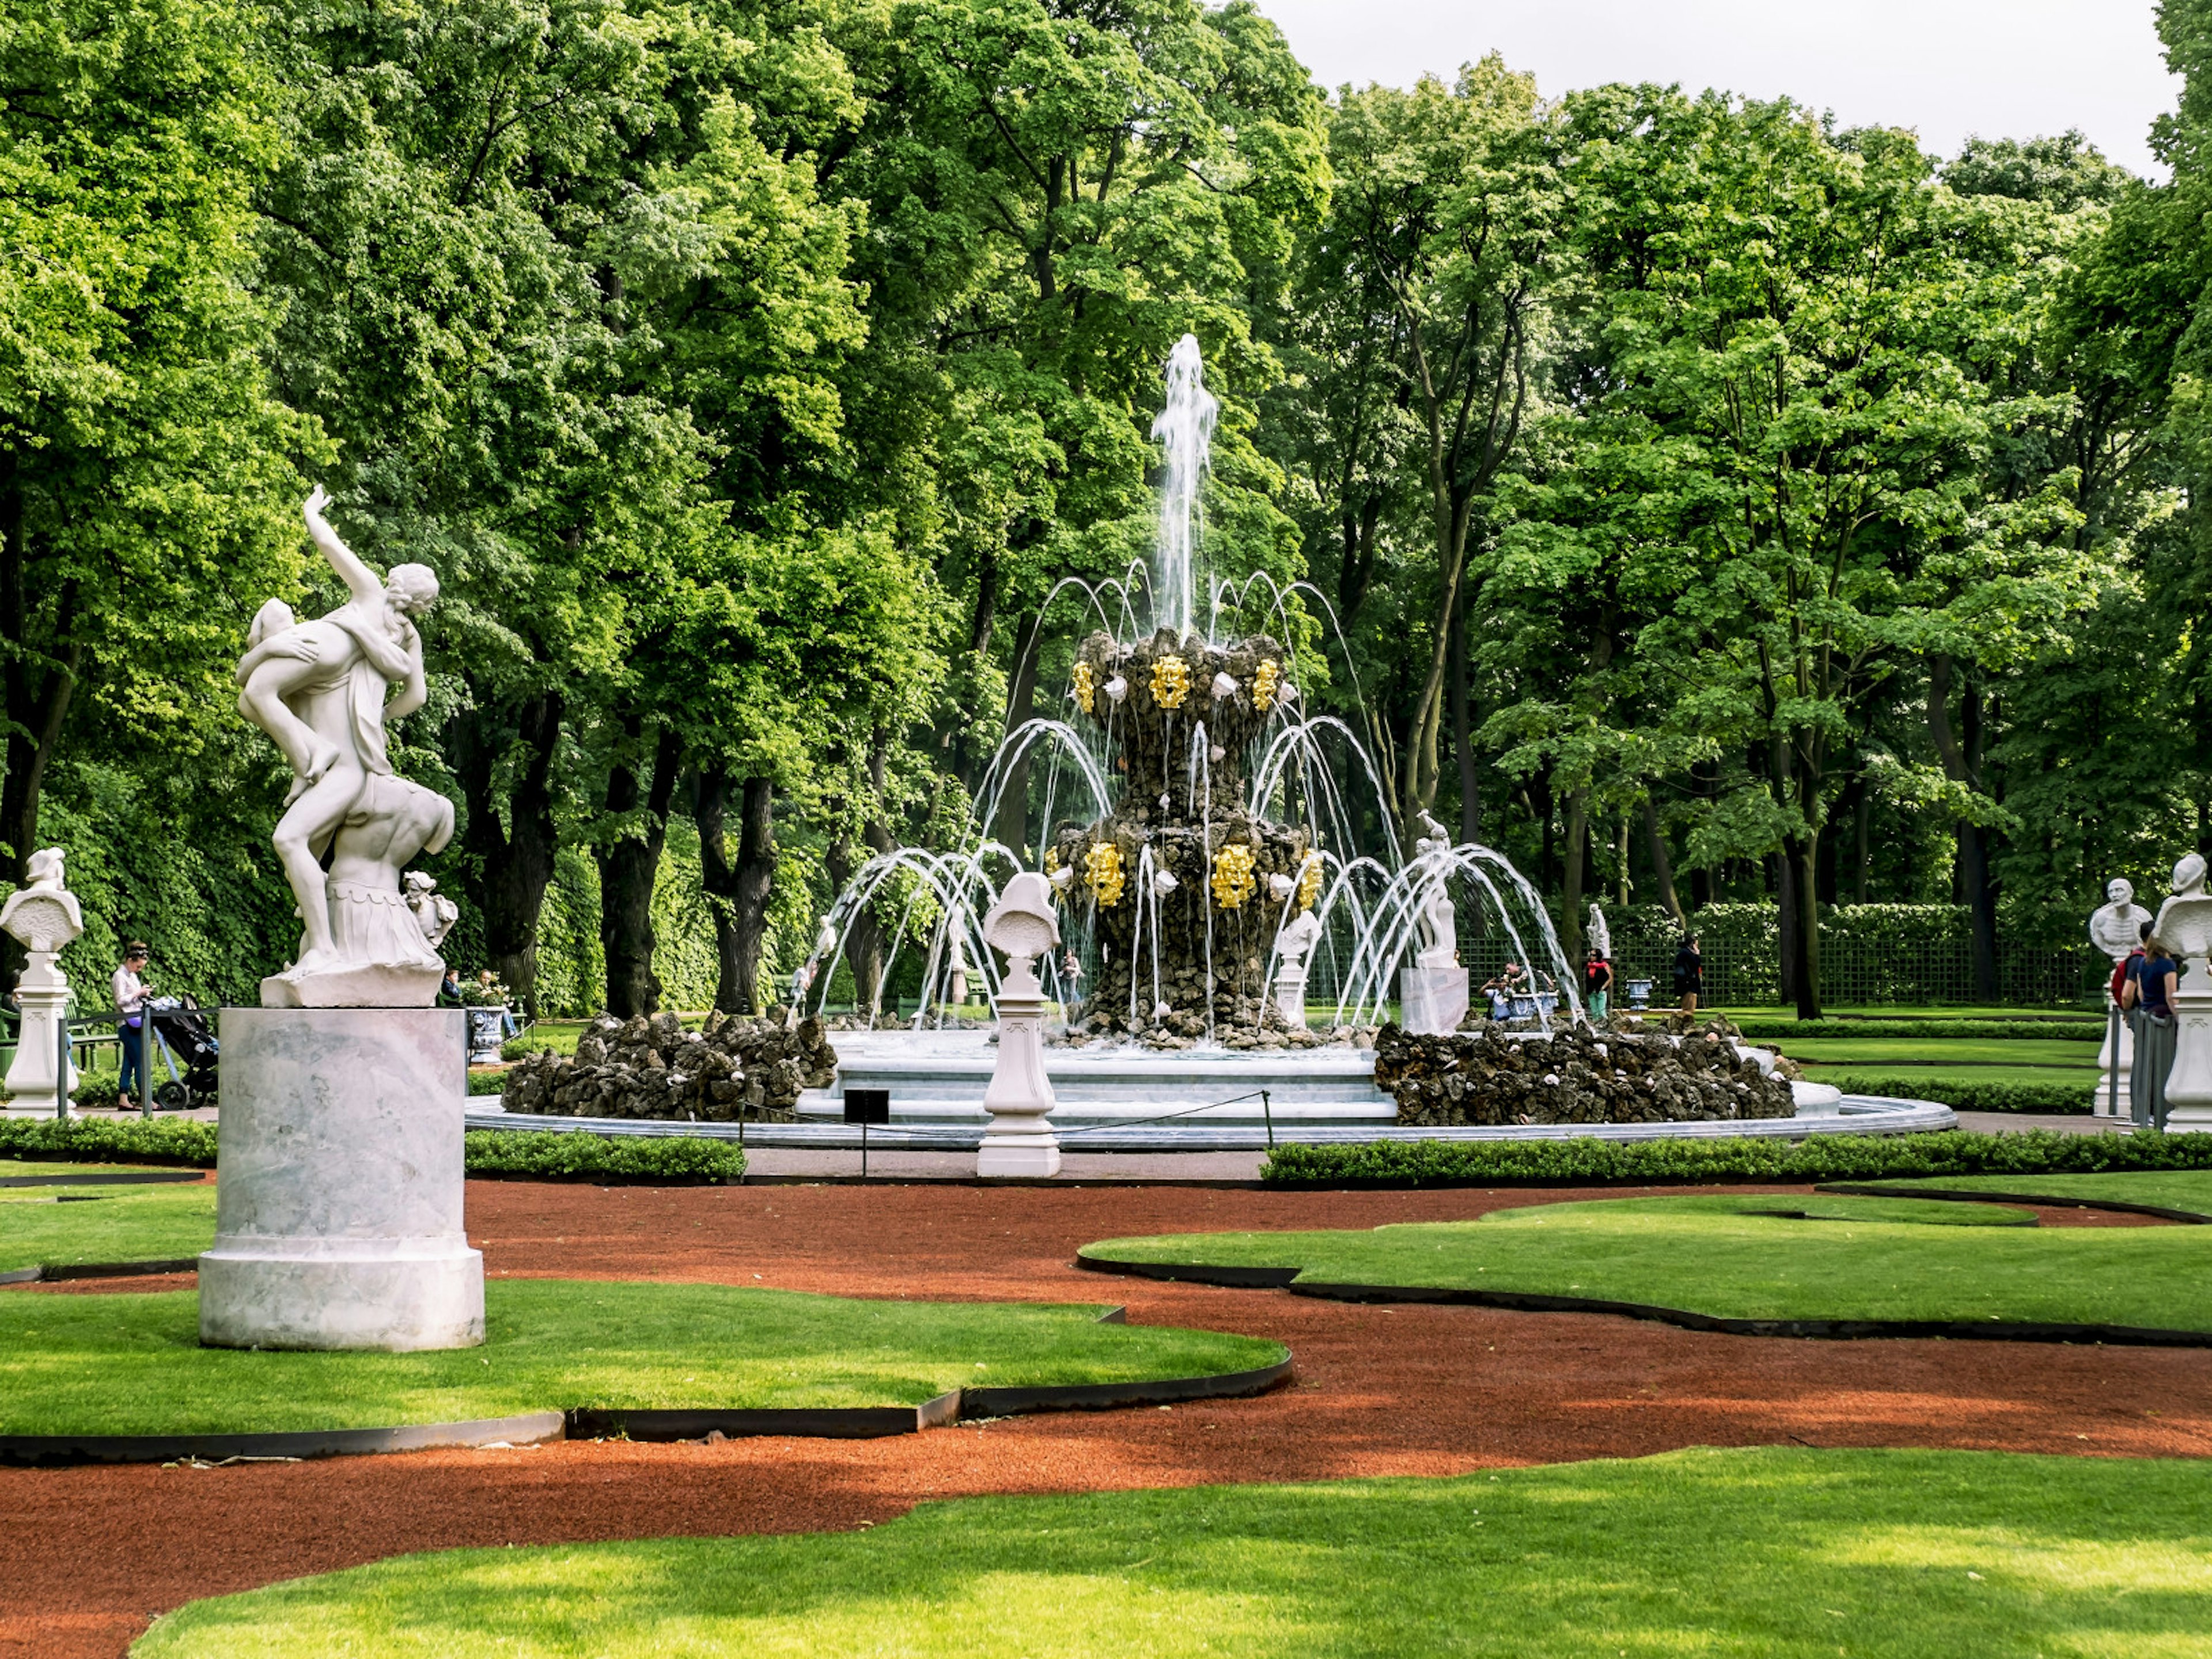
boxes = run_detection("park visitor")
[111,942,150,1111]
[1672,935,1703,1015]
[2124,934,2181,1130]
[1585,949,1613,1021]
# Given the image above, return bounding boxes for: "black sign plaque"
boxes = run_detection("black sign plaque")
[843,1087,891,1126]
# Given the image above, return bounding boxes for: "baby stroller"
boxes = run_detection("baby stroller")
[143,995,220,1109]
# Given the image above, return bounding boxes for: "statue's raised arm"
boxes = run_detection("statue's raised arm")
[304,484,388,609]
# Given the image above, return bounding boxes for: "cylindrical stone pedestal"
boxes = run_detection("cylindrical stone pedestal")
[2164,960,2212,1129]
[199,1007,483,1351]
[2094,1002,2133,1118]
[978,989,1060,1178]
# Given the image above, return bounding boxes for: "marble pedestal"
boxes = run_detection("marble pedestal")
[3,971,76,1115]
[978,990,1060,1178]
[1274,967,1308,1029]
[1400,965,1469,1035]
[2095,1004,2134,1118]
[2164,960,2212,1128]
[199,1007,483,1351]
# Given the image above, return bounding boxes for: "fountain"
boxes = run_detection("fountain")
[480,336,1951,1147]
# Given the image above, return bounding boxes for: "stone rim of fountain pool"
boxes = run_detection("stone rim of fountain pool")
[473,1026,1952,1150]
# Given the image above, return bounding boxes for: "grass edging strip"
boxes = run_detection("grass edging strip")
[569,1393,963,1442]
[0,1410,566,1469]
[0,1357,1294,1465]
[0,1171,204,1189]
[1816,1181,2212,1224]
[0,1256,202,1285]
[1075,1253,2212,1347]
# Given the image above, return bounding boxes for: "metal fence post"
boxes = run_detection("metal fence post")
[1262,1088,1274,1149]
[56,1014,69,1120]
[140,1014,154,1118]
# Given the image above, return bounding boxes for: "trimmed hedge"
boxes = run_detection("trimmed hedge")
[1812,1074,2096,1114]
[0,1116,745,1184]
[467,1069,509,1095]
[1732,1018,2101,1043]
[1257,1128,2212,1189]
[0,1115,217,1167]
[461,1128,746,1184]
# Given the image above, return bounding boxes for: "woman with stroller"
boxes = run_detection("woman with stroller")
[112,941,151,1111]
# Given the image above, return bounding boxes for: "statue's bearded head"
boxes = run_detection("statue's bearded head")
[386,563,441,618]
[2179,853,2210,897]
[2108,877,2135,907]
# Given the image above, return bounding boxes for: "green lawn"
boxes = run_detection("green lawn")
[0,1279,1282,1437]
[1,1180,215,1272]
[1081,1192,2212,1331]
[134,1446,2212,1658]
[1831,1169,2212,1220]
[1780,1037,2094,1069]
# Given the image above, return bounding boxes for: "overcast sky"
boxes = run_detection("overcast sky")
[1254,0,2179,177]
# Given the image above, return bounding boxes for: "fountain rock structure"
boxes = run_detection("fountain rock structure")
[1050,627,1322,1045]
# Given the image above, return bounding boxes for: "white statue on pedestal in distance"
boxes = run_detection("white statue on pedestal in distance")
[2090,876,2152,1116]
[236,486,454,1008]
[0,849,82,1115]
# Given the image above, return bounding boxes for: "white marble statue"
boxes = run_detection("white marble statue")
[2090,877,2153,960]
[1274,906,1321,1027]
[1411,810,1458,968]
[2090,876,2153,1116]
[2154,854,2212,961]
[236,488,454,1007]
[1587,903,1612,963]
[1,848,82,1115]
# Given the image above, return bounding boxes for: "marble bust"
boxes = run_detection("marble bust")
[2089,877,2153,961]
[236,488,454,1007]
[2155,854,2212,965]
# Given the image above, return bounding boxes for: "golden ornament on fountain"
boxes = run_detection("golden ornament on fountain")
[1210,843,1257,910]
[1084,840,1127,908]
[1071,661,1096,715]
[1296,857,1323,913]
[1150,654,1191,711]
[1250,658,1281,713]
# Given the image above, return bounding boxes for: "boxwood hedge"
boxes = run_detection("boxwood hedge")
[1258,1128,2212,1188]
[0,1116,744,1184]
[1731,1018,2102,1043]
[1813,1074,2096,1113]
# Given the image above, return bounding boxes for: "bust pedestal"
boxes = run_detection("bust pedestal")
[198,1007,482,1350]
[2096,1001,2134,1118]
[1274,964,1308,1028]
[4,959,76,1116]
[2165,956,2212,1128]
[1399,965,1468,1035]
[978,974,1060,1178]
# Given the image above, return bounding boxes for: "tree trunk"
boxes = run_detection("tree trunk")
[993,609,1043,858]
[453,694,563,1016]
[1642,795,1683,924]
[1927,654,2000,1002]
[1773,850,1801,1010]
[1786,834,1823,1019]
[1560,787,1588,968]
[699,770,778,1015]
[1853,777,1873,904]
[1448,583,1480,844]
[596,727,682,1017]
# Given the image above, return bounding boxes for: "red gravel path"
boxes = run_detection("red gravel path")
[5,1179,2208,1658]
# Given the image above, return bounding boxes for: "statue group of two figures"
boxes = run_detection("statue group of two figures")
[236,487,457,1007]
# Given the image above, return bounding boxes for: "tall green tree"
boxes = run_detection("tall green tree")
[0,0,313,991]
